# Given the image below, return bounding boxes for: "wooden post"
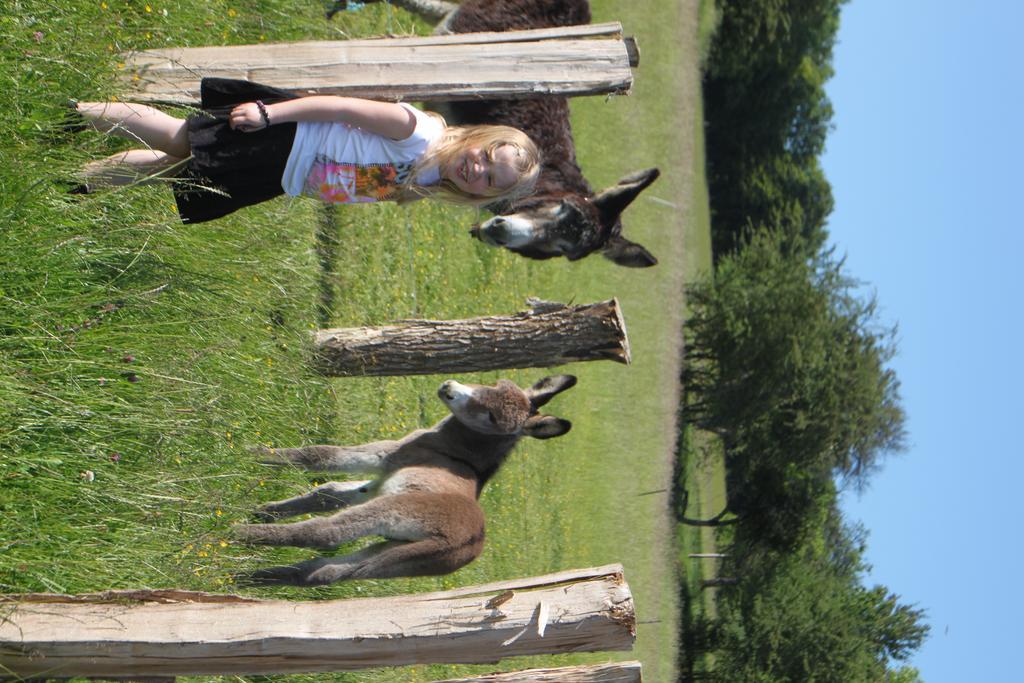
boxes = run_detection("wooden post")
[432,661,643,682]
[313,298,630,376]
[119,23,635,104]
[0,565,634,679]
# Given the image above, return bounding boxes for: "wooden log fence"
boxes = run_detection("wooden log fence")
[119,23,636,104]
[0,565,634,679]
[313,298,630,376]
[432,661,643,682]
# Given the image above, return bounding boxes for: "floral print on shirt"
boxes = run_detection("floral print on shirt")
[305,156,415,204]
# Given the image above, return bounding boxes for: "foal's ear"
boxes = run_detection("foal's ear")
[526,375,577,408]
[522,415,572,440]
[604,236,658,268]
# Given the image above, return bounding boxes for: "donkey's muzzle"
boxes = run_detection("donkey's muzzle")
[438,380,457,402]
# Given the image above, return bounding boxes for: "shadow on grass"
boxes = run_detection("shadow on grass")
[315,205,343,328]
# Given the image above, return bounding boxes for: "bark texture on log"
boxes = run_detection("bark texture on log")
[0,565,634,679]
[314,299,630,376]
[432,661,643,682]
[118,24,633,104]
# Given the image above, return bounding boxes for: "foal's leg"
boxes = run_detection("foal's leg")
[242,540,410,586]
[80,149,185,189]
[244,537,467,586]
[254,480,376,521]
[309,535,481,583]
[255,442,400,472]
[75,102,191,158]
[233,496,426,549]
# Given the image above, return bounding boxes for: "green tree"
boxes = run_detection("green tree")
[703,0,846,257]
[888,666,925,683]
[682,230,905,546]
[684,229,905,482]
[712,515,929,682]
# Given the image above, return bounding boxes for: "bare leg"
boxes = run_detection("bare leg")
[327,0,458,24]
[80,149,185,190]
[75,102,191,158]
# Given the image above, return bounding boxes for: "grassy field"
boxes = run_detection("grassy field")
[0,0,711,680]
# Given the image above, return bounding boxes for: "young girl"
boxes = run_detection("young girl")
[71,78,540,223]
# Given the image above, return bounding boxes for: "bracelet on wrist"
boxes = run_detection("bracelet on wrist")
[255,100,271,129]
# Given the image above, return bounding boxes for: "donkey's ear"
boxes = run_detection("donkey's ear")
[604,236,657,268]
[592,167,660,220]
[522,415,572,440]
[616,167,662,186]
[526,375,577,408]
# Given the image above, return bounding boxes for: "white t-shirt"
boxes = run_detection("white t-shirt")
[281,103,445,204]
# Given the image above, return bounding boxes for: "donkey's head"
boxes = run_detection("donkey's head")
[437,375,576,439]
[470,168,661,268]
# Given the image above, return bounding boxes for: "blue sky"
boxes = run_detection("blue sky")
[823,1,1024,680]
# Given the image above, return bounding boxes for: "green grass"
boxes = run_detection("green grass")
[0,0,711,680]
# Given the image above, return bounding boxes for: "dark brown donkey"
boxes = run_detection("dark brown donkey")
[232,375,576,585]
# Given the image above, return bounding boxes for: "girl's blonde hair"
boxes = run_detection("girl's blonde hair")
[400,116,541,207]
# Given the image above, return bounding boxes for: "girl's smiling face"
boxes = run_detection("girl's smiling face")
[443,144,521,198]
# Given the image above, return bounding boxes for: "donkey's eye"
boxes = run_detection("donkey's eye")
[487,412,497,424]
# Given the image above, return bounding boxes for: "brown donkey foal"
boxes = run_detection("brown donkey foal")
[232,375,576,586]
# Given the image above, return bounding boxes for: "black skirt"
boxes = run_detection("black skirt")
[174,78,300,224]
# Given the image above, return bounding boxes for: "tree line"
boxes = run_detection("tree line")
[704,0,841,260]
[680,232,926,681]
[682,0,930,679]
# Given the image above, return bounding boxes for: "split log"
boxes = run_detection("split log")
[119,24,634,104]
[0,565,634,679]
[432,661,643,682]
[313,298,630,376]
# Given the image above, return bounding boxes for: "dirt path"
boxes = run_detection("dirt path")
[644,0,713,671]
[669,0,728,623]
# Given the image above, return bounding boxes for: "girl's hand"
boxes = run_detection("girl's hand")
[229,102,267,132]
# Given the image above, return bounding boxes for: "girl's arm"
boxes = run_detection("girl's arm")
[229,97,417,140]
